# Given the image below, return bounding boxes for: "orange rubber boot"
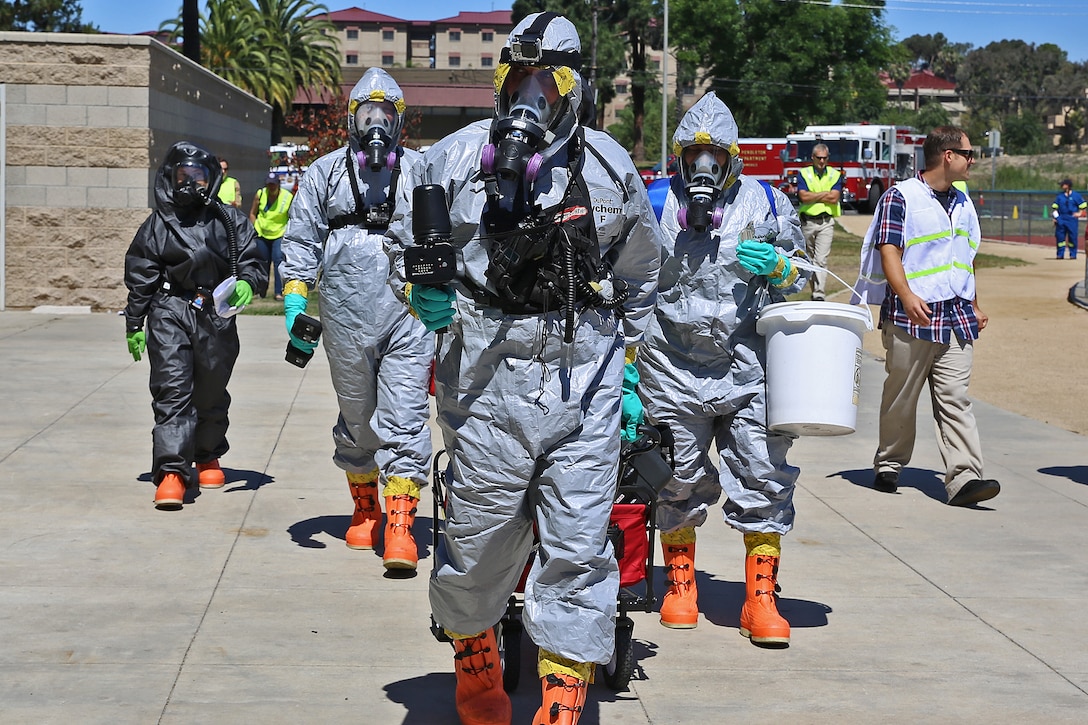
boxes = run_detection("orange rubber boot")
[659,529,698,629]
[345,472,382,550]
[453,629,511,725]
[382,494,419,570]
[532,672,589,725]
[739,534,790,647]
[154,473,186,510]
[196,459,225,489]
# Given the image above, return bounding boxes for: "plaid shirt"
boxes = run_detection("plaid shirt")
[872,176,980,344]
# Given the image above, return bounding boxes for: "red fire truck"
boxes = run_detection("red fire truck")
[779,124,925,212]
[737,138,788,187]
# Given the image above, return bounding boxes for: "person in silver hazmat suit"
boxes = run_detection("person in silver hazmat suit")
[280,68,433,571]
[385,12,661,725]
[123,140,267,509]
[637,92,810,646]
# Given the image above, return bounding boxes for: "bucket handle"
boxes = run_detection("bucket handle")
[789,256,874,331]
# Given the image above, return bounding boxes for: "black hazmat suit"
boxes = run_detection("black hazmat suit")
[123,141,267,484]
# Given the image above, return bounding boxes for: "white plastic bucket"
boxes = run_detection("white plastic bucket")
[756,301,873,436]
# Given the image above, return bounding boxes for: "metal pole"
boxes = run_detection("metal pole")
[660,0,668,178]
[1,84,6,311]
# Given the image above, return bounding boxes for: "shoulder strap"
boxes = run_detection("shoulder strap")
[758,180,777,216]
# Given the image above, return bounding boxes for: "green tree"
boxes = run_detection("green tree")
[670,0,892,137]
[0,0,97,31]
[958,40,1067,120]
[161,0,341,142]
[899,33,970,81]
[1003,113,1047,154]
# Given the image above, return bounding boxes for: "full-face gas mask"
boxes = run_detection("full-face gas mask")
[173,160,213,208]
[482,67,567,183]
[353,99,400,172]
[482,12,582,189]
[677,145,741,232]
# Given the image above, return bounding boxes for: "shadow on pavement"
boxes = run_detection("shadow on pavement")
[835,466,947,501]
[1038,465,1088,485]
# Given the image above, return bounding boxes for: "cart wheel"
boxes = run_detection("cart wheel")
[603,615,635,691]
[497,619,522,692]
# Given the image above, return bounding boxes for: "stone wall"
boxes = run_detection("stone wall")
[1,32,271,310]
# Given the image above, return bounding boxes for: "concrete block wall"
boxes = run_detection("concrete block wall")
[1,32,271,311]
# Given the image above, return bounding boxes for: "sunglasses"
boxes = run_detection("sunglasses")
[812,155,829,161]
[945,148,975,160]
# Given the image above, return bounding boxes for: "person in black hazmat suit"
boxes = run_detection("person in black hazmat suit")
[123,141,267,510]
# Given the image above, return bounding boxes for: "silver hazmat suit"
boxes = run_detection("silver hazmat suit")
[386,91,661,664]
[280,68,433,485]
[638,93,809,537]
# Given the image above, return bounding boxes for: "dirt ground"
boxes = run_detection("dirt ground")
[836,213,1088,436]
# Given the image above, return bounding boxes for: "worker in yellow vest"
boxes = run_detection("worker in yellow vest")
[249,173,293,299]
[797,143,843,301]
[216,158,242,208]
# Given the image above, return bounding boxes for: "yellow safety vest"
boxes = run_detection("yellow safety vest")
[254,187,293,240]
[217,176,239,205]
[798,166,842,217]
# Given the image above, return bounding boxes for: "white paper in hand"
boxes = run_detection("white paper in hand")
[213,275,244,318]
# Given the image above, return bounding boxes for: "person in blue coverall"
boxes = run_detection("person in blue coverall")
[1052,178,1085,259]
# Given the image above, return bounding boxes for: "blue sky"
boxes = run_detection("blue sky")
[79,0,1088,63]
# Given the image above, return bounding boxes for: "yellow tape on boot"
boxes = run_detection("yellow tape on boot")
[538,649,595,684]
[660,527,696,545]
[384,474,421,499]
[346,469,380,485]
[744,532,781,557]
[445,628,488,640]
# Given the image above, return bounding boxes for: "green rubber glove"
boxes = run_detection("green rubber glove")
[620,362,644,443]
[736,239,783,276]
[126,330,146,362]
[409,284,456,332]
[228,280,253,308]
[283,292,316,354]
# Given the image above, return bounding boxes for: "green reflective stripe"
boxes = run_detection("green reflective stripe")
[906,227,973,249]
[904,230,947,248]
[905,261,974,280]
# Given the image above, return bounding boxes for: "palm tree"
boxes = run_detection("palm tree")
[161,0,341,141]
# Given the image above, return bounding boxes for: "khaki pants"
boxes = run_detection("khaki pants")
[874,323,984,499]
[802,216,834,299]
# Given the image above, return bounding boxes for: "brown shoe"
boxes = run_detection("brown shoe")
[196,459,225,489]
[154,473,186,510]
[948,479,1000,507]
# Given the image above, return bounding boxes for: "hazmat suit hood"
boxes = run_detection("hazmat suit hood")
[154,141,223,218]
[486,12,583,182]
[348,67,408,169]
[672,91,743,192]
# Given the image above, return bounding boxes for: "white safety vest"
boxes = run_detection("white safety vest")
[852,177,980,304]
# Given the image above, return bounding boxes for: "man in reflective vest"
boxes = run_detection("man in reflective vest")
[852,126,1000,508]
[797,143,842,301]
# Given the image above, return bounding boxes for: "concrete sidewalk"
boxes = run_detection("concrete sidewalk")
[1,310,1086,724]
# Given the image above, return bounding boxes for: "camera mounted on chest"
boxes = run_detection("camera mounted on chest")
[328,146,400,232]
